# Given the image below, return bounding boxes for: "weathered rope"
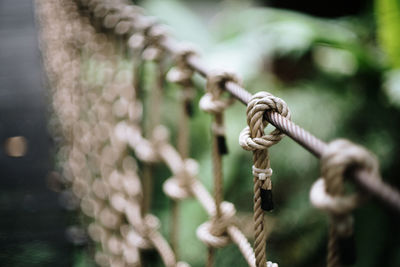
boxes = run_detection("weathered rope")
[198,70,239,266]
[37,1,190,266]
[239,92,290,267]
[38,0,400,266]
[310,139,380,267]
[166,45,198,255]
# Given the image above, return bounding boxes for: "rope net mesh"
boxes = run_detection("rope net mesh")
[36,0,400,267]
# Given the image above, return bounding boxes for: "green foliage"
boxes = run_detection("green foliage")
[376,0,400,68]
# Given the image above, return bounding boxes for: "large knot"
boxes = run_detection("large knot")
[239,92,291,151]
[162,159,197,200]
[199,70,240,114]
[196,202,236,248]
[167,44,198,86]
[310,139,380,235]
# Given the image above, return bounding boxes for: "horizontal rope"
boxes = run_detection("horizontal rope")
[160,36,400,215]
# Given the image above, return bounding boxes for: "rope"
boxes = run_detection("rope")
[166,45,197,256]
[37,0,400,266]
[239,92,290,267]
[198,70,239,266]
[310,139,380,267]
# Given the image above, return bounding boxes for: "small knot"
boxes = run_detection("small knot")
[163,177,192,200]
[252,166,273,181]
[310,139,380,235]
[162,159,197,200]
[310,179,360,216]
[142,24,168,61]
[239,92,291,151]
[196,202,236,248]
[211,122,225,136]
[167,44,198,85]
[199,70,240,114]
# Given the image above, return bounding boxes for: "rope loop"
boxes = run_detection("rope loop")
[310,139,379,215]
[199,70,240,114]
[142,24,168,61]
[163,159,197,200]
[196,201,236,248]
[252,165,273,182]
[310,139,380,236]
[167,44,198,86]
[239,91,291,151]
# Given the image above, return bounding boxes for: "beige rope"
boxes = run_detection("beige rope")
[198,70,239,266]
[310,139,380,267]
[40,1,391,267]
[37,1,191,266]
[166,45,197,255]
[239,92,290,267]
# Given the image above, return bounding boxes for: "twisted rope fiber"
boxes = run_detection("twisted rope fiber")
[42,0,400,266]
[88,0,400,215]
[176,38,400,215]
[166,45,197,256]
[239,92,290,267]
[38,1,190,266]
[310,140,380,267]
[92,0,400,213]
[199,70,239,266]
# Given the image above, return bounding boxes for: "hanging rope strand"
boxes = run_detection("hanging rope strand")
[39,1,400,267]
[310,139,380,267]
[240,92,291,266]
[166,46,197,256]
[199,70,238,266]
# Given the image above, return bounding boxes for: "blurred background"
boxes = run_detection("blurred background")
[1,0,400,266]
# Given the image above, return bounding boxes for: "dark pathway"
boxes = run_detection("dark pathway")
[0,1,74,266]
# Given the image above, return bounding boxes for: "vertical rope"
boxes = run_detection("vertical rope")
[166,46,197,256]
[240,92,291,267]
[309,139,380,267]
[199,70,238,266]
[141,27,167,215]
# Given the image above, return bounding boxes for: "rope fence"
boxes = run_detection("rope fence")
[36,0,400,267]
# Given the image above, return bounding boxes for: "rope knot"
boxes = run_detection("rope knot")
[196,202,236,248]
[239,91,291,151]
[310,139,380,266]
[167,44,198,85]
[142,24,168,61]
[162,159,197,200]
[310,139,380,234]
[310,139,379,215]
[252,166,273,182]
[199,70,240,114]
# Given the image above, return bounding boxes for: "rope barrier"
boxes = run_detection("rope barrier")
[36,0,400,266]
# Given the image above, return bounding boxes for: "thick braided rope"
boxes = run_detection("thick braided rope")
[310,139,380,267]
[239,92,290,267]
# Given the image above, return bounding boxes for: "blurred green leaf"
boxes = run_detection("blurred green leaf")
[376,0,400,68]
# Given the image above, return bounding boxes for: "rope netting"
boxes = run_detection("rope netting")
[36,0,400,267]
